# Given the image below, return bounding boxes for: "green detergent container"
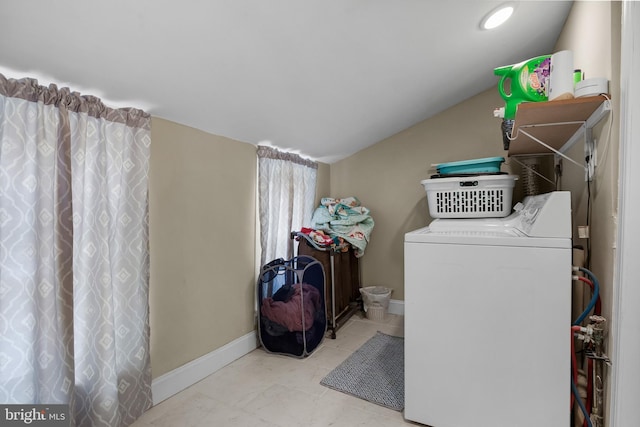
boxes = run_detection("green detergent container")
[494,55,551,120]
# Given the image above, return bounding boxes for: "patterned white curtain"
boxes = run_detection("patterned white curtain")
[257,146,317,265]
[0,75,152,426]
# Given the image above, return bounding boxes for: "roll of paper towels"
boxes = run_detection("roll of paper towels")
[549,50,574,100]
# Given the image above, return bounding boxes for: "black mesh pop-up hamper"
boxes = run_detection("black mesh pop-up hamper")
[257,256,326,357]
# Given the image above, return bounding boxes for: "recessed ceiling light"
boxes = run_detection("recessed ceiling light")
[481,4,514,30]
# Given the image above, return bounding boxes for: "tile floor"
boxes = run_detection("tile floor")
[131,312,419,427]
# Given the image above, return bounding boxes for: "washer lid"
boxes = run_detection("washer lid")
[404,226,571,248]
[426,216,524,234]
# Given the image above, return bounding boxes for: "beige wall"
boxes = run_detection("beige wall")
[148,121,330,378]
[555,1,620,324]
[555,3,620,419]
[330,88,508,300]
[149,118,257,377]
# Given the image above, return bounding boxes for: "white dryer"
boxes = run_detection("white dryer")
[404,191,572,427]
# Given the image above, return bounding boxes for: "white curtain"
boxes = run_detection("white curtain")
[257,146,317,265]
[0,75,152,426]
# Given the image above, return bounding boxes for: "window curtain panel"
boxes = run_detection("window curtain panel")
[0,74,152,427]
[257,146,317,266]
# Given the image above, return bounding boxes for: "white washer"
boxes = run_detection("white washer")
[404,191,572,427]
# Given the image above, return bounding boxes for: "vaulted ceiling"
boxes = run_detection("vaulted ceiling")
[0,1,573,163]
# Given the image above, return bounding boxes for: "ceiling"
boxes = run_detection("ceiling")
[0,1,573,163]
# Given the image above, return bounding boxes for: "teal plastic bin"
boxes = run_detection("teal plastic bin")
[436,157,505,175]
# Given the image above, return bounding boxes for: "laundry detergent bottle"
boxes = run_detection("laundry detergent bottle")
[494,54,551,120]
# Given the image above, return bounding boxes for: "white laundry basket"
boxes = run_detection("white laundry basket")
[421,175,518,218]
[360,286,392,321]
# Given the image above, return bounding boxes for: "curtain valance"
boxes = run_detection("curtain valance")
[257,145,318,169]
[0,73,150,129]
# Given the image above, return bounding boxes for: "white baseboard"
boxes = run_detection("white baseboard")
[388,299,404,316]
[151,331,258,405]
